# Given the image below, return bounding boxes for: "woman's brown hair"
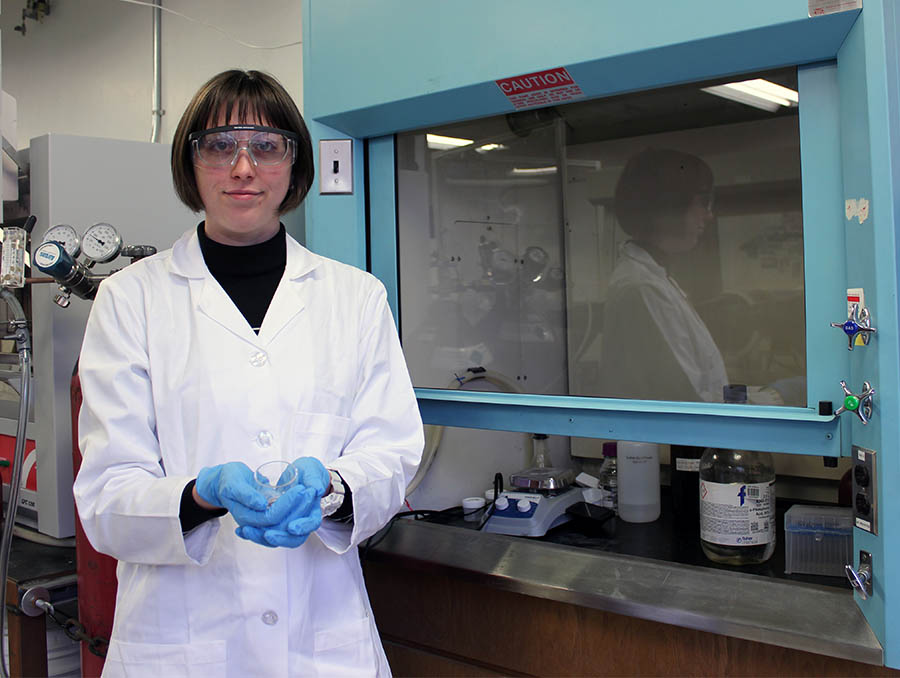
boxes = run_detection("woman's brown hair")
[614,148,713,240]
[171,70,314,214]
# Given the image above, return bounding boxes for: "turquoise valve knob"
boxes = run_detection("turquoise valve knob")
[835,380,875,424]
[831,303,876,350]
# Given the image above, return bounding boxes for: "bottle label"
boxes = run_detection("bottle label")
[675,458,700,472]
[699,480,775,545]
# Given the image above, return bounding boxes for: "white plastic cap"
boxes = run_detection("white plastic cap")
[462,496,486,511]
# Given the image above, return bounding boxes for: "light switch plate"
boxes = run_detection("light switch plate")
[319,139,353,194]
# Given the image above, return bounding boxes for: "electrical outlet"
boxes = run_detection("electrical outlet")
[319,139,353,194]
[851,445,877,534]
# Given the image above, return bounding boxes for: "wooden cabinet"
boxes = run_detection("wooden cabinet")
[364,560,900,677]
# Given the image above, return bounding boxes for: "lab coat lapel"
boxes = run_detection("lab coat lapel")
[196,278,259,343]
[256,235,321,345]
[169,228,260,344]
[257,278,306,345]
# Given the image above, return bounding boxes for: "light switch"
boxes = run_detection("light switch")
[319,139,352,194]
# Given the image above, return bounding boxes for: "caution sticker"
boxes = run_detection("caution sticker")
[496,67,584,110]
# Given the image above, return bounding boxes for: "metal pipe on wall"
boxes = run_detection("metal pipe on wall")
[150,0,163,143]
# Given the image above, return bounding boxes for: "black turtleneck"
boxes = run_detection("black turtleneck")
[197,222,287,333]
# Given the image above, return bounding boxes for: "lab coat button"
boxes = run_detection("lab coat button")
[250,351,268,367]
[256,431,273,447]
[261,610,278,626]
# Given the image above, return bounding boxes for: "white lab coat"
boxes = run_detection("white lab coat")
[598,241,728,402]
[74,229,424,678]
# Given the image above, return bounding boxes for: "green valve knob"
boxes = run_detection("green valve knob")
[836,380,875,424]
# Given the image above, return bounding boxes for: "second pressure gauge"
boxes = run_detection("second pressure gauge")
[81,222,122,263]
[41,224,81,258]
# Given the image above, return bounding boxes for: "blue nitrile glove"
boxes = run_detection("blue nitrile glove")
[195,462,274,527]
[235,484,322,548]
[285,457,331,499]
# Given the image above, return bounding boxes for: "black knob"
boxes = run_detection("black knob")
[854,465,871,488]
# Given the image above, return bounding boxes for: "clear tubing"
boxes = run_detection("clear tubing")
[0,289,32,678]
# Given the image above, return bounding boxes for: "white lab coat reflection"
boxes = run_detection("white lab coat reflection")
[598,241,728,402]
[73,230,424,678]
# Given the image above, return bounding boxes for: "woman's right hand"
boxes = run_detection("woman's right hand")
[195,461,273,526]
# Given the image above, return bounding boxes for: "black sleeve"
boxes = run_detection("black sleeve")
[180,479,228,533]
[327,471,354,523]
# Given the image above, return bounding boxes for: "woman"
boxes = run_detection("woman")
[74,70,424,677]
[598,148,728,403]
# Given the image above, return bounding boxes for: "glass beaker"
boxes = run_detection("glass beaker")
[255,460,298,506]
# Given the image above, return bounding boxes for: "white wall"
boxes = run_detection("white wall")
[1,0,303,149]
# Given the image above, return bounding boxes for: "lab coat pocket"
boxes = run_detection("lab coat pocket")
[104,638,226,678]
[290,411,351,464]
[314,617,379,676]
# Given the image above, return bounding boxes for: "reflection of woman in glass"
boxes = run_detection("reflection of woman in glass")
[599,148,728,402]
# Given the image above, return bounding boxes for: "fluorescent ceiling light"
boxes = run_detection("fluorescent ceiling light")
[511,166,557,175]
[475,143,507,153]
[426,133,473,150]
[701,78,799,112]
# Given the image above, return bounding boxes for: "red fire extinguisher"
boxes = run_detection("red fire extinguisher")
[71,362,117,678]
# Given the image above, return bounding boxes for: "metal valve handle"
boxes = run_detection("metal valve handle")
[845,563,872,600]
[20,586,50,617]
[835,380,875,424]
[831,303,876,350]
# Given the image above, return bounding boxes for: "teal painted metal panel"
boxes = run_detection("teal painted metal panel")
[798,63,851,422]
[302,120,366,268]
[368,136,399,322]
[306,1,856,138]
[879,0,900,663]
[319,17,857,139]
[833,0,900,664]
[416,391,839,456]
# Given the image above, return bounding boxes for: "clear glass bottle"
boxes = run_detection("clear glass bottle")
[597,442,617,514]
[699,447,776,565]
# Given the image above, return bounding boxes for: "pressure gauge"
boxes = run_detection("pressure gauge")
[41,224,81,258]
[81,222,122,264]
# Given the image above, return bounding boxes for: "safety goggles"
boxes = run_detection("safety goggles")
[189,124,298,167]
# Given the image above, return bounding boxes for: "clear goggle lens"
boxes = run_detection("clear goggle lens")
[193,130,294,166]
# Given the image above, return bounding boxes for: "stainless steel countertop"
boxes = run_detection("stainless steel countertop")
[366,520,883,666]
